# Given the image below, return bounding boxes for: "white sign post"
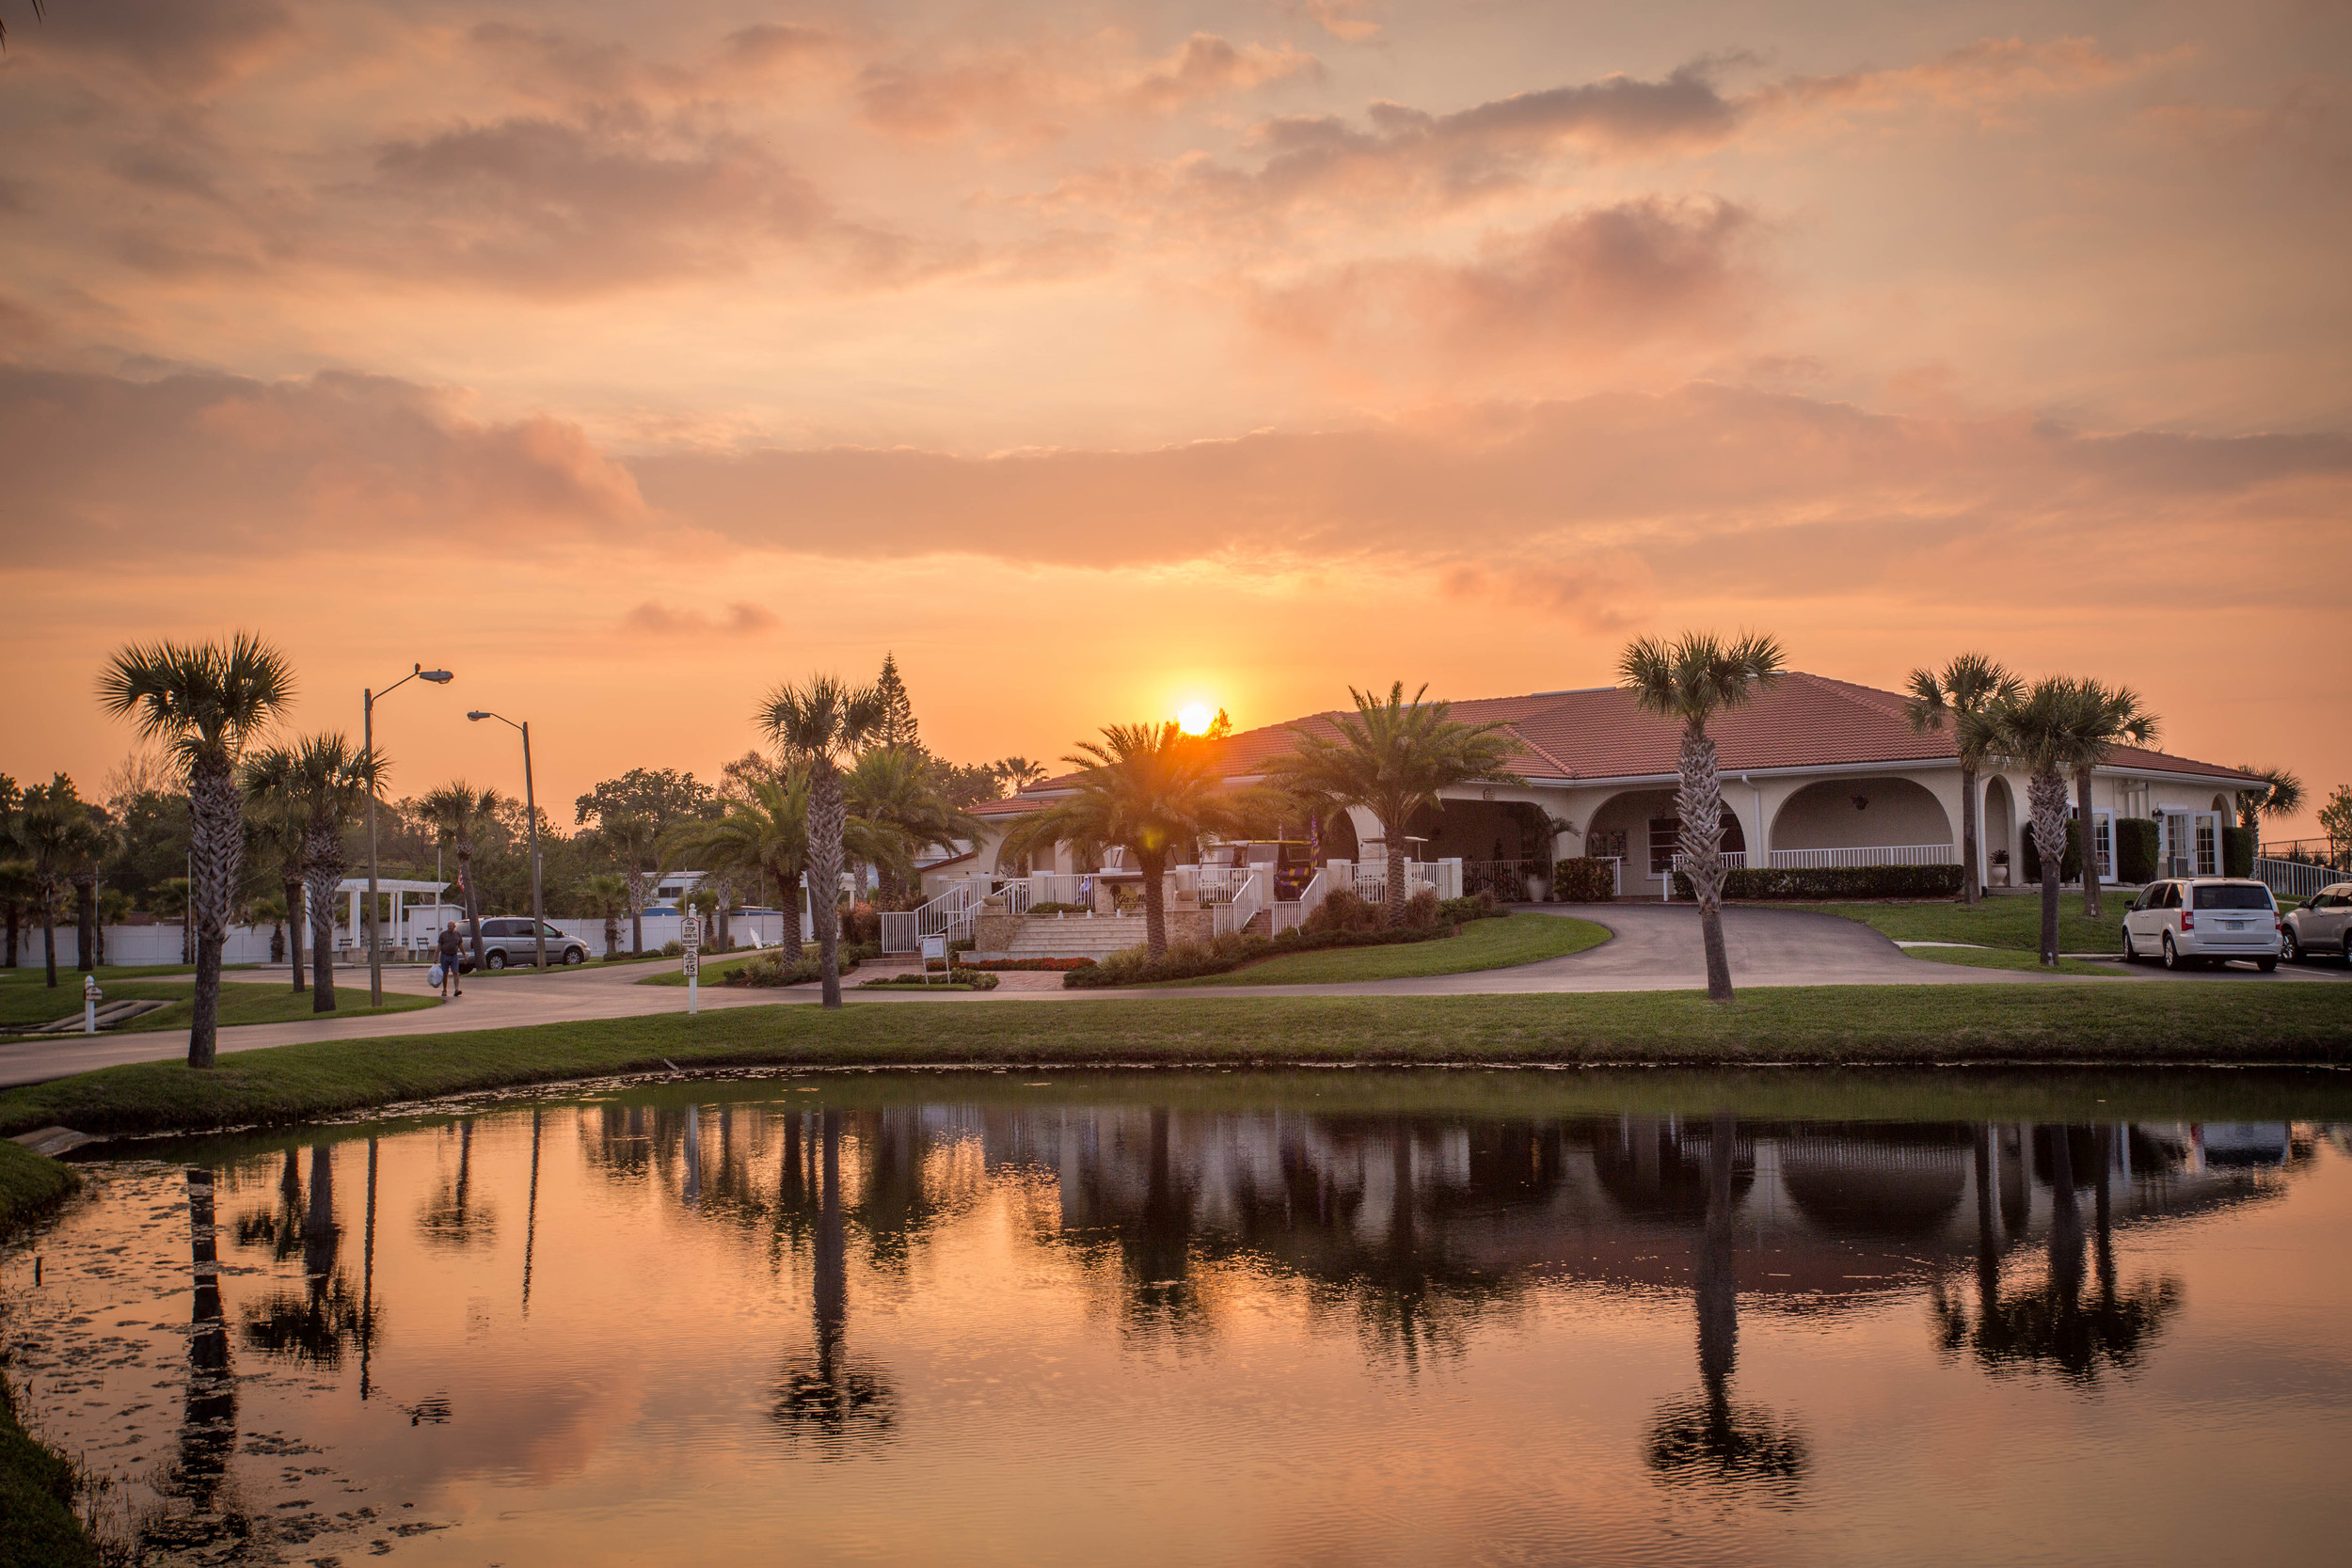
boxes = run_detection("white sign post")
[681,915,702,1015]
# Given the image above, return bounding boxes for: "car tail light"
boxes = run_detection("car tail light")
[2180,911,2194,931]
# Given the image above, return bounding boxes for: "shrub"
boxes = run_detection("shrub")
[839,903,882,946]
[1676,863,1966,900]
[1063,918,1467,988]
[660,940,684,958]
[2018,821,2083,883]
[1022,901,1089,915]
[860,971,999,990]
[720,947,869,988]
[2116,817,2159,884]
[1549,858,1621,903]
[955,956,1099,972]
[1303,888,1383,934]
[1405,888,1441,927]
[2222,825,2255,879]
[1437,891,1506,924]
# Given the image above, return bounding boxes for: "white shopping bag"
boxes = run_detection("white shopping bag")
[427,961,445,988]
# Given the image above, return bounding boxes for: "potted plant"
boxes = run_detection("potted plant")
[1989,848,2010,888]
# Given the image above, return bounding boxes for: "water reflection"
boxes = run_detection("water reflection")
[417,1117,497,1247]
[140,1167,251,1556]
[771,1108,898,1450]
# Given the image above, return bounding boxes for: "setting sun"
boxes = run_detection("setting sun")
[1177,703,1216,736]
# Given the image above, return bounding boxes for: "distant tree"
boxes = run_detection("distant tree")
[98,633,294,1067]
[1619,633,1788,1003]
[930,758,1005,809]
[2066,680,2158,919]
[2320,785,2352,867]
[419,783,503,967]
[1905,654,2022,905]
[874,652,919,751]
[248,736,386,1011]
[69,802,118,974]
[572,768,715,836]
[1268,683,1519,928]
[0,859,31,971]
[845,747,983,902]
[11,775,103,989]
[757,675,886,1006]
[247,777,311,993]
[252,893,289,965]
[597,810,662,955]
[2233,766,2304,842]
[993,756,1049,791]
[580,872,630,960]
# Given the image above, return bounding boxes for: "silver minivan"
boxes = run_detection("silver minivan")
[2280,883,2352,965]
[2122,879,2280,972]
[477,918,588,969]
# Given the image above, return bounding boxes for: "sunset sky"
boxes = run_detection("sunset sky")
[3,0,2346,831]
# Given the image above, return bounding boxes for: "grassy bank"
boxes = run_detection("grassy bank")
[0,1372,99,1568]
[1765,893,2133,954]
[1900,946,2117,977]
[1162,913,1611,986]
[0,979,438,1035]
[0,1138,80,1237]
[3,984,2348,1139]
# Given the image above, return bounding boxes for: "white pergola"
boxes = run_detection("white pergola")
[335,878,455,954]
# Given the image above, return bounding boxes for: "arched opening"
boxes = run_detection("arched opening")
[1771,778,1953,854]
[1983,777,2015,886]
[1584,789,1744,890]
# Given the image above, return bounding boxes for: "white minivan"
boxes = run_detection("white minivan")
[2122,879,2280,972]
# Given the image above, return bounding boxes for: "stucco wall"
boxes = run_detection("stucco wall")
[1772,777,1954,851]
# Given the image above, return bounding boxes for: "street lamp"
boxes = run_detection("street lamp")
[469,710,546,972]
[365,663,453,1006]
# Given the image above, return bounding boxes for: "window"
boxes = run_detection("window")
[542,923,566,938]
[1647,817,1680,876]
[1587,831,1629,861]
[2193,885,2273,911]
[2092,816,2112,881]
[2159,884,2183,909]
[2195,817,2217,877]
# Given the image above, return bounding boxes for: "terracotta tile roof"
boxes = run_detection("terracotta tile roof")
[967,795,1044,816]
[1018,673,2262,795]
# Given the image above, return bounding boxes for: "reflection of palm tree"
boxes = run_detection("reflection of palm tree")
[1934,1125,2181,1382]
[144,1168,248,1554]
[243,1145,367,1366]
[522,1110,542,1315]
[772,1110,897,1449]
[418,1118,498,1247]
[360,1137,380,1402]
[1645,1113,1808,1500]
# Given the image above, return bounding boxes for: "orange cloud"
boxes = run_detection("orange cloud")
[622,602,781,636]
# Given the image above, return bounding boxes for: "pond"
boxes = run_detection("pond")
[8,1068,2352,1565]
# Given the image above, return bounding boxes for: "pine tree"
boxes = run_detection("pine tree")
[875,652,919,751]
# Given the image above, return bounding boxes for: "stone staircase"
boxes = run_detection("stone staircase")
[1005,914,1152,959]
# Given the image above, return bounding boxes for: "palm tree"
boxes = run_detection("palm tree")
[11,776,101,989]
[580,873,630,959]
[247,784,310,993]
[757,675,887,1007]
[1905,654,2023,905]
[598,810,661,956]
[661,768,904,964]
[97,633,294,1068]
[248,736,387,1012]
[2233,766,2304,846]
[1964,679,2121,965]
[0,859,33,972]
[1268,683,1520,927]
[993,756,1048,791]
[69,807,117,974]
[1617,633,1788,1002]
[418,783,503,968]
[1001,721,1270,960]
[845,746,984,904]
[2067,681,2158,919]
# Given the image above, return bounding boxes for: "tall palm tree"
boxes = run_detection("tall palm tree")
[1268,682,1520,927]
[598,809,661,956]
[0,859,33,972]
[247,784,310,993]
[660,768,904,964]
[12,776,101,989]
[248,736,387,1012]
[1905,654,2023,905]
[580,872,630,959]
[98,633,294,1067]
[2233,766,2304,845]
[418,783,503,968]
[844,746,984,904]
[1001,721,1270,960]
[1963,679,2116,965]
[69,808,118,974]
[757,676,887,1007]
[1618,633,1787,1003]
[2067,681,2158,919]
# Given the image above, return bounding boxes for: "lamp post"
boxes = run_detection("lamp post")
[469,710,546,971]
[366,663,454,1006]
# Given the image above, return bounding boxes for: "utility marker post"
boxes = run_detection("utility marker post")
[681,914,701,1016]
[84,972,102,1035]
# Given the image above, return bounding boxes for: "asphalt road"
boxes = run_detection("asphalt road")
[3,905,2342,1088]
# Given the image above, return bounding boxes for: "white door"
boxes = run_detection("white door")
[2162,813,2193,879]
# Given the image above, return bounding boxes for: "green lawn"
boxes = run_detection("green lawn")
[0,979,437,1034]
[640,950,773,987]
[1762,893,2137,954]
[0,1366,98,1568]
[4,984,2348,1141]
[1161,913,1612,986]
[1899,945,2118,977]
[0,961,242,985]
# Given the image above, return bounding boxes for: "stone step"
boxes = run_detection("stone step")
[1006,915,1152,957]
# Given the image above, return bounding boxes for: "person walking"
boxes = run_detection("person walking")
[437,919,464,999]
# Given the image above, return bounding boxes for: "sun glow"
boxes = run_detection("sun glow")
[1177,703,1216,736]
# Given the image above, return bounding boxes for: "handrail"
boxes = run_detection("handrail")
[2255,858,2338,900]
[1271,868,1325,934]
[1212,873,1263,938]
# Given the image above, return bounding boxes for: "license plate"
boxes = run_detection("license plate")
[2224,921,2249,930]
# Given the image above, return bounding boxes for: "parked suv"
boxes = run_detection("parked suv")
[477,918,588,969]
[2122,879,2280,972]
[2280,883,2352,965]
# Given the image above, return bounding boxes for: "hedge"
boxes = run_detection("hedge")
[1066,921,1463,988]
[2223,825,2255,879]
[2018,820,2083,883]
[2117,817,2159,884]
[1550,858,1622,902]
[1673,863,1965,900]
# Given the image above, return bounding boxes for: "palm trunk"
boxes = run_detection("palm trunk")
[810,769,847,1007]
[1960,764,1982,905]
[74,875,96,973]
[284,877,306,993]
[1381,816,1408,927]
[782,870,805,962]
[602,913,618,960]
[188,755,244,1069]
[460,847,485,965]
[1141,847,1168,960]
[305,855,342,1012]
[4,902,17,969]
[627,866,646,956]
[40,891,58,988]
[2075,768,2102,918]
[2027,765,2069,966]
[1677,726,1736,1004]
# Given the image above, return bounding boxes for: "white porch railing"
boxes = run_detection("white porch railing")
[882,880,986,954]
[2255,858,2339,901]
[1767,845,1956,869]
[1271,869,1327,935]
[1212,874,1263,938]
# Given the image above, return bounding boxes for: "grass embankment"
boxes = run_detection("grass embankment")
[0,980,437,1035]
[1161,913,1611,986]
[0,962,218,986]
[1899,947,2117,977]
[0,1372,99,1568]
[1767,893,2133,954]
[0,1138,79,1236]
[4,986,2349,1139]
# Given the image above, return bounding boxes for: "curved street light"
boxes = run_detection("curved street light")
[366,663,453,1006]
[469,709,547,972]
